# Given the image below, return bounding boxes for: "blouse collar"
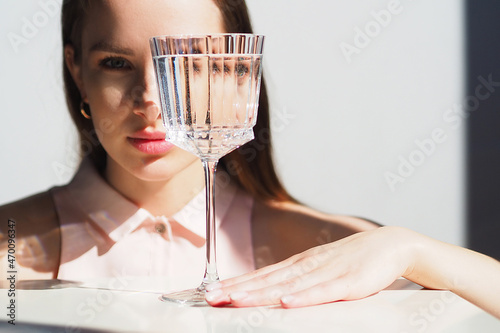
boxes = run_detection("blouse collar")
[63,159,237,244]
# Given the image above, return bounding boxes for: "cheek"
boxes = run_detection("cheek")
[86,78,129,121]
[84,79,131,144]
[83,67,133,110]
[94,117,116,142]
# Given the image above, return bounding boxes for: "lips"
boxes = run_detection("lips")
[128,130,174,154]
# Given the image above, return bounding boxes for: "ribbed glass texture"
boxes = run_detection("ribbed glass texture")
[150,34,264,160]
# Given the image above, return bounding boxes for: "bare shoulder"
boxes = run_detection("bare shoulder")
[0,191,60,279]
[251,200,379,267]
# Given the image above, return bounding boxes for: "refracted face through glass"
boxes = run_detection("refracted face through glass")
[151,34,264,159]
[188,55,261,127]
[154,36,262,130]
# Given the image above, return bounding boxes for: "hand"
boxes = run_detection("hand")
[205,226,418,308]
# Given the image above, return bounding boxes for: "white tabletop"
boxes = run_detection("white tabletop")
[1,278,499,332]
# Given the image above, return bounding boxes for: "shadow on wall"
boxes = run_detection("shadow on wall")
[466,0,500,260]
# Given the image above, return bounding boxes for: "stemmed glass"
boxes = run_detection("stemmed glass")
[150,34,265,304]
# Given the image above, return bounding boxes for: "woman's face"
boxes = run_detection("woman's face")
[66,0,225,182]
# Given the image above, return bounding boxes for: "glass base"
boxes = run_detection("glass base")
[166,128,254,161]
[160,284,207,305]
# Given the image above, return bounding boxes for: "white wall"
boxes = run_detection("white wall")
[247,0,464,245]
[0,0,464,245]
[0,1,79,201]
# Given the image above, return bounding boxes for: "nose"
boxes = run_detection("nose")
[132,66,161,122]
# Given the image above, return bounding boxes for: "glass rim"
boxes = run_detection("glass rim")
[149,33,264,41]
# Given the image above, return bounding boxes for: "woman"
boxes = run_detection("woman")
[0,0,376,285]
[1,0,498,319]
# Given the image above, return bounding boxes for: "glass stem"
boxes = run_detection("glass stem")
[201,159,220,287]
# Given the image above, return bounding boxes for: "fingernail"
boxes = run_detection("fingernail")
[206,282,222,292]
[280,295,295,305]
[205,289,223,302]
[229,291,249,301]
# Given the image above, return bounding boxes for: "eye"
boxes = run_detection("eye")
[100,57,131,70]
[211,62,220,74]
[189,58,200,73]
[211,62,232,75]
[193,62,201,73]
[235,64,249,78]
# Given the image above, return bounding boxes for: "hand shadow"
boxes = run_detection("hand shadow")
[0,279,81,290]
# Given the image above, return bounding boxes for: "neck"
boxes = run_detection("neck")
[104,158,205,217]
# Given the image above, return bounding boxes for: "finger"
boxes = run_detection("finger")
[206,266,296,306]
[228,266,334,307]
[207,266,308,306]
[213,255,298,289]
[279,278,352,308]
[207,248,339,307]
[207,245,338,307]
[278,275,384,309]
[235,249,331,290]
[206,260,296,306]
[205,288,232,306]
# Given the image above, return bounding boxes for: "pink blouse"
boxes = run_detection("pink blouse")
[51,159,255,292]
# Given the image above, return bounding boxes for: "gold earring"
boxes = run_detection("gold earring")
[80,101,91,119]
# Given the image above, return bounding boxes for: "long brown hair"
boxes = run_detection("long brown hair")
[61,0,295,202]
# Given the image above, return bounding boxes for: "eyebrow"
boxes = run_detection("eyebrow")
[89,41,134,55]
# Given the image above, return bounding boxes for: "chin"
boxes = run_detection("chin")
[134,154,200,182]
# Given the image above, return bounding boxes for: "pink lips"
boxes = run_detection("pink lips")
[128,130,174,154]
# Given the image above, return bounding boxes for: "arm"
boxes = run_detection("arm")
[0,191,60,280]
[205,226,500,319]
[405,230,500,318]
